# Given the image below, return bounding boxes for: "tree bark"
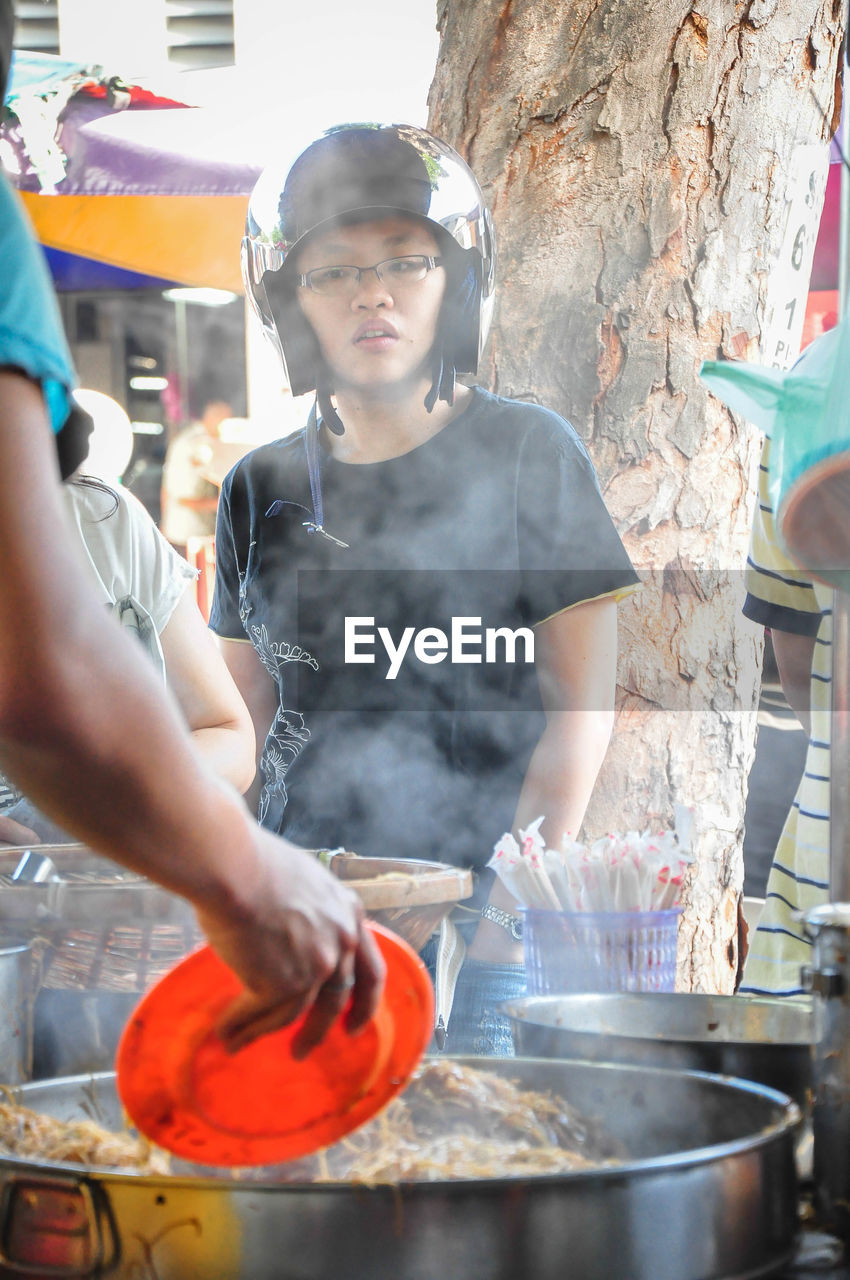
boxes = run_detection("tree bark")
[429,0,845,991]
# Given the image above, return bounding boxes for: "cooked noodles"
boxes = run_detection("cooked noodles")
[0,1101,168,1173]
[0,1062,623,1182]
[278,1060,626,1183]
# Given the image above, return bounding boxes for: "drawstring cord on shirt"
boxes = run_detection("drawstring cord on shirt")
[265,398,349,548]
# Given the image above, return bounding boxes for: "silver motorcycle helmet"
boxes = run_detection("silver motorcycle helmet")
[241,123,496,403]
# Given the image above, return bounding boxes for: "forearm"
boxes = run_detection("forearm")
[158,592,257,797]
[493,709,614,905]
[514,711,614,844]
[471,712,614,962]
[471,598,618,962]
[218,636,279,819]
[0,373,384,1046]
[234,709,267,817]
[517,598,618,849]
[0,629,262,913]
[0,375,259,911]
[0,662,383,1050]
[189,723,257,796]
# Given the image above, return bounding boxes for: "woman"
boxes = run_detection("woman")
[211,125,638,1052]
[0,474,256,845]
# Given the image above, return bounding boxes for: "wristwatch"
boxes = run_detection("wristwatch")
[481,903,523,941]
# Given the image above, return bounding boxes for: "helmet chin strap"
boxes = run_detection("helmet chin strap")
[295,396,349,548]
[318,348,456,429]
[424,344,456,414]
[317,381,345,436]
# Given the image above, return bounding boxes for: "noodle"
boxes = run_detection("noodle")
[0,1101,168,1173]
[276,1061,626,1184]
[0,1062,623,1183]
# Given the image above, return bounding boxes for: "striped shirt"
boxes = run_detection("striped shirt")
[739,438,832,997]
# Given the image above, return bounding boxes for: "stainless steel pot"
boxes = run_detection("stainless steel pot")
[0,1058,799,1280]
[503,992,814,1112]
[32,991,137,1079]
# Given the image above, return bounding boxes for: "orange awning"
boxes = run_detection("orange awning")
[20,191,249,293]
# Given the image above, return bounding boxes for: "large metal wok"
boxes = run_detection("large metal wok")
[504,992,814,1113]
[0,1058,799,1280]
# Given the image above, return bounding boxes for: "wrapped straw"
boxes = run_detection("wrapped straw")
[542,848,576,910]
[488,833,545,907]
[488,815,694,913]
[489,820,560,910]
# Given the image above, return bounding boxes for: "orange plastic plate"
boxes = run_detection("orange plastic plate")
[115,922,434,1166]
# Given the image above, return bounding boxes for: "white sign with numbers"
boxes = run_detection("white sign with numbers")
[761,143,830,370]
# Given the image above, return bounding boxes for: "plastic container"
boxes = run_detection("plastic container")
[116,922,434,1166]
[522,907,680,995]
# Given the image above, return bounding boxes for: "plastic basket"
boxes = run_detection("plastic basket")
[522,907,680,995]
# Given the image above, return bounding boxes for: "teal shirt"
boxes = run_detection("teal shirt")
[0,172,75,431]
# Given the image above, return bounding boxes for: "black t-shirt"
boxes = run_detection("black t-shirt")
[211,386,638,878]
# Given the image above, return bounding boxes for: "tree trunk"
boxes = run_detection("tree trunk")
[428,0,845,991]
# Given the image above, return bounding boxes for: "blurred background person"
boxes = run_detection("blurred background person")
[737,434,831,997]
[160,377,233,558]
[0,469,256,845]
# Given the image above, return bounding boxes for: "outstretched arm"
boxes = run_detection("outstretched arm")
[0,370,384,1049]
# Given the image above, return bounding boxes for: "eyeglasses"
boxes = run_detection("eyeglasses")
[296,254,443,298]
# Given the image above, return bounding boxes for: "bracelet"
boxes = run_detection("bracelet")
[481,903,523,941]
